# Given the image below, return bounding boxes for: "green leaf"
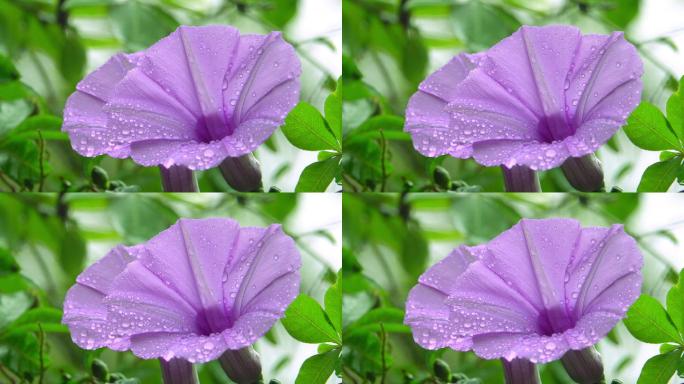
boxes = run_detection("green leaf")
[1,307,67,336]
[282,102,341,152]
[624,294,682,344]
[294,349,339,384]
[110,196,179,243]
[452,2,521,51]
[59,30,86,86]
[324,92,342,142]
[624,102,681,151]
[637,350,681,384]
[601,0,640,29]
[0,54,18,82]
[261,0,298,28]
[667,93,684,142]
[110,1,179,52]
[637,157,682,192]
[282,294,341,345]
[667,270,684,334]
[324,272,342,334]
[295,156,340,192]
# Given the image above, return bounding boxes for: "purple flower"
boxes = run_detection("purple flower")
[62,218,301,364]
[62,25,301,172]
[405,218,642,365]
[405,25,642,189]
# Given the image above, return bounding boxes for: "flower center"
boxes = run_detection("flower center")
[536,112,575,143]
[195,112,234,143]
[196,304,233,336]
[536,305,576,336]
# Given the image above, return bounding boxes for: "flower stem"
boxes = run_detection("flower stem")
[501,165,541,192]
[159,165,199,192]
[561,154,604,192]
[219,154,263,192]
[560,347,605,384]
[501,358,540,384]
[218,347,262,384]
[159,358,198,384]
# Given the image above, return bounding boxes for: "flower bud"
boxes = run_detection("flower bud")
[219,154,263,192]
[219,347,262,384]
[91,166,109,190]
[433,167,451,190]
[501,165,540,192]
[91,358,109,381]
[560,347,604,384]
[433,359,451,381]
[501,358,540,384]
[159,165,198,192]
[159,358,198,384]
[561,154,604,192]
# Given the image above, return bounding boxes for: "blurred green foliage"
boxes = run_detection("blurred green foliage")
[341,0,684,192]
[0,0,340,192]
[0,192,340,383]
[342,192,681,383]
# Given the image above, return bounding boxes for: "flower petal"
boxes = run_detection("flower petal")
[222,224,301,319]
[404,247,479,350]
[222,32,301,133]
[62,245,138,350]
[104,260,201,337]
[62,53,139,157]
[141,25,241,140]
[564,225,642,317]
[136,218,241,331]
[405,54,478,158]
[471,139,570,170]
[472,332,569,363]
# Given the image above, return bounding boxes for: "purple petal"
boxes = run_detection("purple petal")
[406,25,644,170]
[62,54,139,158]
[404,247,480,350]
[405,54,479,158]
[222,225,301,319]
[62,245,138,350]
[406,218,643,362]
[471,332,568,363]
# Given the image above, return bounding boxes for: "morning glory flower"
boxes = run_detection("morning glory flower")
[405,218,642,383]
[405,25,643,192]
[62,218,301,383]
[62,25,301,192]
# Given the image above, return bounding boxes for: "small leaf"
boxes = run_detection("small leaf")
[282,294,341,345]
[110,1,179,52]
[295,157,340,192]
[637,350,681,384]
[624,294,682,344]
[667,270,684,334]
[667,91,684,142]
[324,271,342,334]
[282,102,341,152]
[637,157,682,192]
[324,92,342,142]
[624,102,681,151]
[294,349,339,384]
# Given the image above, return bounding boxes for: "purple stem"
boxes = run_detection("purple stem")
[561,154,604,192]
[219,153,263,192]
[159,358,198,384]
[159,165,199,192]
[218,346,262,384]
[560,347,605,384]
[501,165,541,192]
[501,358,540,384]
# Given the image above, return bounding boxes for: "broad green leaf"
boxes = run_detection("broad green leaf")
[637,350,681,384]
[110,1,179,52]
[0,54,18,81]
[282,294,340,344]
[110,196,179,243]
[452,2,521,51]
[347,307,410,336]
[324,92,342,142]
[624,102,681,151]
[637,157,682,192]
[282,102,340,152]
[324,272,342,334]
[624,294,682,344]
[295,156,340,192]
[261,0,298,28]
[59,30,86,85]
[602,0,640,29]
[294,349,339,384]
[0,274,30,294]
[667,92,684,141]
[667,270,684,334]
[63,0,115,8]
[402,28,428,85]
[1,307,67,336]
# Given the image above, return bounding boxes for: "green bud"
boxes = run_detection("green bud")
[109,372,126,382]
[268,380,281,384]
[451,372,469,382]
[610,380,623,384]
[268,186,281,193]
[91,166,109,190]
[433,359,451,381]
[108,180,126,191]
[433,167,451,190]
[91,358,109,381]
[403,370,414,383]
